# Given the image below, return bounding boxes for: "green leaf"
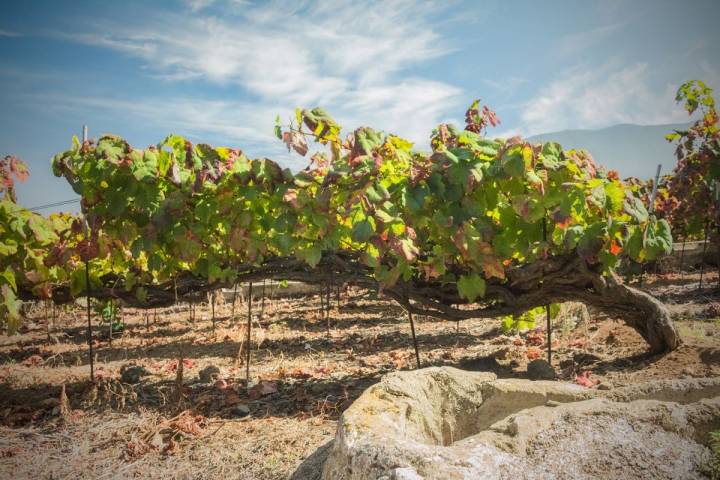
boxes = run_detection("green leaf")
[540,142,563,170]
[365,185,384,203]
[1,284,22,332]
[297,246,322,268]
[643,217,673,260]
[375,209,395,223]
[624,195,648,223]
[604,181,625,213]
[1,267,17,291]
[457,273,486,302]
[274,115,283,140]
[501,147,525,177]
[351,218,375,243]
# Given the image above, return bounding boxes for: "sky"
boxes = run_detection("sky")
[1,0,719,211]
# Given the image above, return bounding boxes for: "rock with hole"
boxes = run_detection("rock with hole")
[319,367,720,480]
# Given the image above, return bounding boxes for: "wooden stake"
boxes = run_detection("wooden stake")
[246,282,253,389]
[679,238,686,281]
[108,302,113,346]
[408,309,421,369]
[542,217,552,364]
[45,301,50,342]
[699,221,709,290]
[85,256,94,382]
[231,283,237,323]
[326,282,331,334]
[260,280,266,324]
[546,304,552,364]
[320,284,327,334]
[211,291,216,333]
[175,347,184,407]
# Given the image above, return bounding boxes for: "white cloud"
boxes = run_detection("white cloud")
[58,2,454,104]
[181,0,249,13]
[53,0,462,150]
[183,0,216,12]
[0,29,20,37]
[519,62,689,136]
[555,23,625,58]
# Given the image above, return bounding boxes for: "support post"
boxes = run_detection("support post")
[260,279,266,324]
[679,238,686,282]
[546,304,552,364]
[82,125,94,382]
[246,282,253,389]
[211,291,216,333]
[408,309,421,369]
[326,281,331,334]
[231,283,237,323]
[699,221,709,290]
[85,243,94,382]
[542,217,552,364]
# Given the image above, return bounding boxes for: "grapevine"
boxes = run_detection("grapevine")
[666,80,720,239]
[1,100,681,351]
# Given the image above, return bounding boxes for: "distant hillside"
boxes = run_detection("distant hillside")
[528,123,691,179]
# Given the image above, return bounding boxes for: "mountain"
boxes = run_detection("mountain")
[527,122,691,179]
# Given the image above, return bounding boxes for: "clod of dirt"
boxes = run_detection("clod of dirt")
[527,359,555,380]
[198,365,221,383]
[119,364,149,384]
[319,367,720,480]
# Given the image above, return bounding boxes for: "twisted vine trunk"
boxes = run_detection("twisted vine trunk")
[36,252,682,353]
[573,282,680,353]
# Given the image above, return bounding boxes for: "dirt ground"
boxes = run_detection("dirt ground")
[0,271,719,480]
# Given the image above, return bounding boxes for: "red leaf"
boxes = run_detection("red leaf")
[525,347,541,360]
[574,371,599,388]
[248,381,278,400]
[282,131,309,156]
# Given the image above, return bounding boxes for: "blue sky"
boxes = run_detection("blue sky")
[1,0,719,211]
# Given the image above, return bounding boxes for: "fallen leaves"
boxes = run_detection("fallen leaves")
[164,359,196,373]
[574,371,599,388]
[525,347,542,360]
[125,410,206,458]
[248,381,278,400]
[526,331,545,347]
[21,354,43,367]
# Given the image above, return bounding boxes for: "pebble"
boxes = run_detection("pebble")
[233,404,250,417]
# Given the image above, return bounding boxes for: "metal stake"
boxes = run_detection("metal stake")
[246,282,253,388]
[408,309,421,369]
[85,250,94,382]
[699,221,709,290]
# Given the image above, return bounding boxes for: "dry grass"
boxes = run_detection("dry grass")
[0,275,719,479]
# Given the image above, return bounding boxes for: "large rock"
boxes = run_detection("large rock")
[319,367,720,480]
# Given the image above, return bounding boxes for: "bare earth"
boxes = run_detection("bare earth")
[0,271,718,480]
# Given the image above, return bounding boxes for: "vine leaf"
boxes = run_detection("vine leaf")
[457,273,486,303]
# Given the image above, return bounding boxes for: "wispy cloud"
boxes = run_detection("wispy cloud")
[181,0,248,13]
[480,77,529,101]
[518,62,689,136]
[182,0,217,12]
[0,29,21,37]
[555,23,625,58]
[51,0,463,151]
